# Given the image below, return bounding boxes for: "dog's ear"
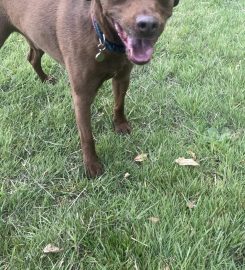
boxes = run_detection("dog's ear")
[174,0,179,7]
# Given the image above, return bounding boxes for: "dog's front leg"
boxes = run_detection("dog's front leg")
[69,70,103,178]
[112,64,133,134]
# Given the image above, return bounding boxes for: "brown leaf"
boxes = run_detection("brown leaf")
[43,244,63,254]
[148,217,160,223]
[188,150,197,160]
[187,200,196,209]
[134,153,148,162]
[124,172,130,178]
[175,157,199,166]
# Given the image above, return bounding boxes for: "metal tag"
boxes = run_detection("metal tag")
[95,51,105,62]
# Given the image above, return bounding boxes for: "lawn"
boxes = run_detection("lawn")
[0,0,244,269]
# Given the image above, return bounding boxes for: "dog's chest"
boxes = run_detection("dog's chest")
[97,55,130,79]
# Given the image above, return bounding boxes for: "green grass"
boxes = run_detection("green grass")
[0,0,245,269]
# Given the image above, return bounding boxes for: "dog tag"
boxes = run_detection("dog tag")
[95,51,105,62]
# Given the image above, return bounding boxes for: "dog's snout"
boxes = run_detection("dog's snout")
[136,15,159,35]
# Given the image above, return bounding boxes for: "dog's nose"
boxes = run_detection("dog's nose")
[136,15,159,35]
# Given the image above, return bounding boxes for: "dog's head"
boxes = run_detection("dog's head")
[94,0,179,65]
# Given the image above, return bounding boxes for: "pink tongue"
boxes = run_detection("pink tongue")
[127,38,154,64]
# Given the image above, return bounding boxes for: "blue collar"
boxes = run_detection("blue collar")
[92,19,126,54]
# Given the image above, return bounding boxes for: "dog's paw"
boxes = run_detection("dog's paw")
[114,121,132,135]
[84,160,104,178]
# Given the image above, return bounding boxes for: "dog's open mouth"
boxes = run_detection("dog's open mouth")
[115,23,155,65]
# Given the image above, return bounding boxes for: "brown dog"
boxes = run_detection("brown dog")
[0,0,179,177]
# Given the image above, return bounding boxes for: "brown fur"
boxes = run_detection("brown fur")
[0,0,179,177]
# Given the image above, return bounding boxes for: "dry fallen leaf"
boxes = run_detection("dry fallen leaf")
[175,157,199,166]
[148,217,160,223]
[43,244,63,254]
[124,172,130,178]
[163,265,171,270]
[187,200,196,209]
[134,153,148,162]
[188,150,197,160]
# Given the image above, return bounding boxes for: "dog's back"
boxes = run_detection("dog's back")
[0,0,91,63]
